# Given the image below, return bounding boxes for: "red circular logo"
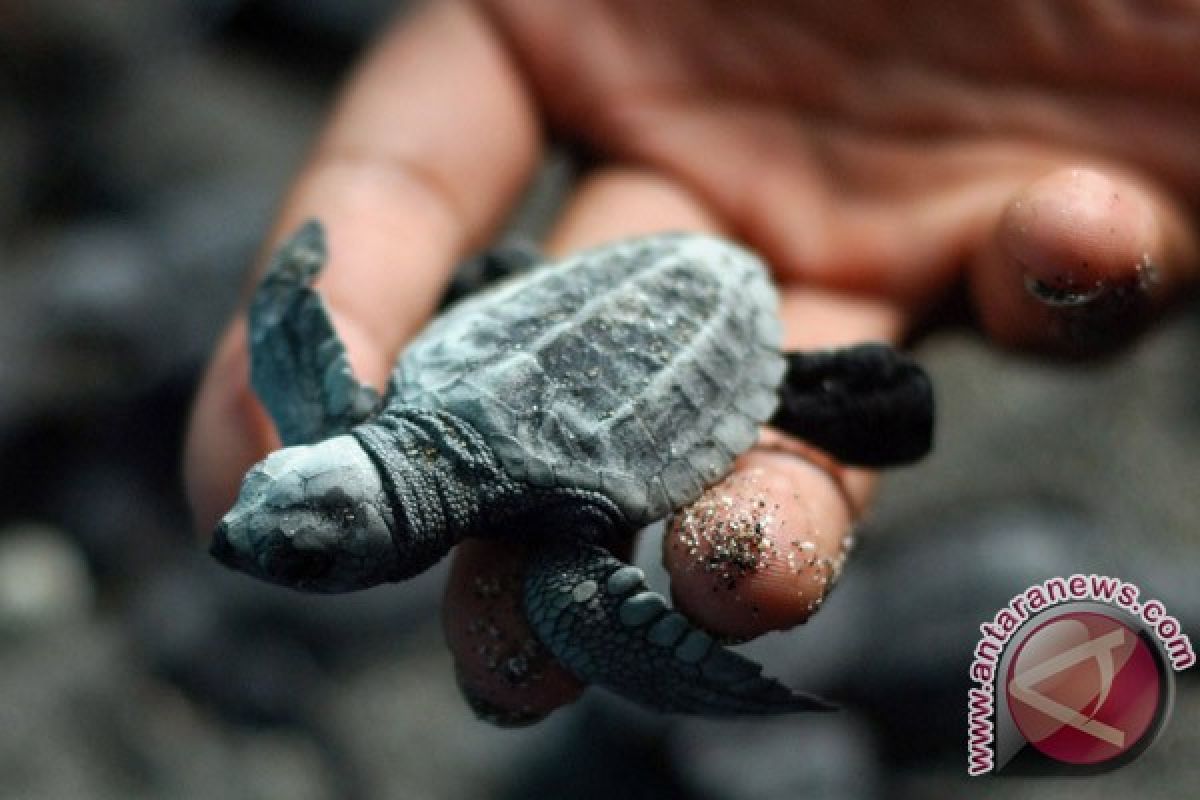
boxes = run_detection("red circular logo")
[1005,612,1162,765]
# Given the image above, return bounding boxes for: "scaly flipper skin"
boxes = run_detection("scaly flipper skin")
[523,541,833,714]
[769,344,934,467]
[249,221,382,446]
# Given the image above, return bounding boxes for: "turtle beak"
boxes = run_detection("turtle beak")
[210,521,239,569]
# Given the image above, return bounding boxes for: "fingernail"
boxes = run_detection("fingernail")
[1030,256,1158,351]
[1022,273,1108,308]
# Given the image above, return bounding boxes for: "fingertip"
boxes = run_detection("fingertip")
[1003,168,1156,291]
[972,166,1185,354]
[442,539,584,726]
[662,450,855,642]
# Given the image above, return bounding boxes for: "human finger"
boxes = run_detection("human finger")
[970,166,1199,354]
[185,0,540,535]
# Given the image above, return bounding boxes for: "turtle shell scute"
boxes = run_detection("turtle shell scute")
[391,234,784,524]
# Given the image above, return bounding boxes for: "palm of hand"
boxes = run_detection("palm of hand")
[488,0,1197,334]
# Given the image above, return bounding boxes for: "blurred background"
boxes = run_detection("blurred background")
[0,1,1196,798]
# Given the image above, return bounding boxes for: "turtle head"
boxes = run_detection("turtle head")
[211,434,399,592]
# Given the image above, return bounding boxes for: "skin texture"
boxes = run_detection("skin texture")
[185,0,1200,722]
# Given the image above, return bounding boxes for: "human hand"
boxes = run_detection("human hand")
[185,0,1199,723]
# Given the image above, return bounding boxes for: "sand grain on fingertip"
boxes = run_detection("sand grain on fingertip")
[663,451,855,641]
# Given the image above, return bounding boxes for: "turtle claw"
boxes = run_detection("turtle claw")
[249,220,382,446]
[523,542,833,715]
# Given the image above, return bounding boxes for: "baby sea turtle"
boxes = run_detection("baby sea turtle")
[211,221,933,715]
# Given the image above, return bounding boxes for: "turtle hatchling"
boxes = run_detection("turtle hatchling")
[212,220,934,715]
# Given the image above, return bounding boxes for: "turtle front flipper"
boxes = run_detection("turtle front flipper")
[769,343,934,467]
[523,541,832,715]
[250,220,382,446]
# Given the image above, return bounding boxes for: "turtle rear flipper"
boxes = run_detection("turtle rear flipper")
[249,220,382,446]
[523,541,832,715]
[770,343,934,467]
